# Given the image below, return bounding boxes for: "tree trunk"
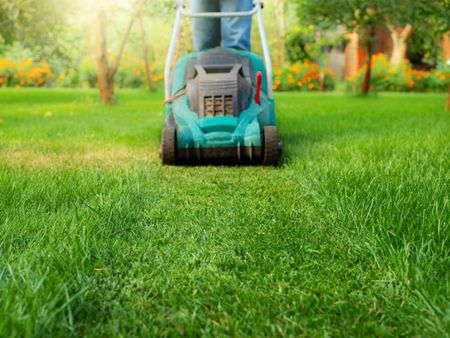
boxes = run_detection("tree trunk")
[95,0,141,104]
[362,52,372,95]
[138,14,155,91]
[274,0,286,66]
[319,71,325,91]
[442,32,450,61]
[344,30,360,79]
[362,27,375,96]
[96,1,115,104]
[109,8,140,80]
[388,24,413,66]
[447,86,450,111]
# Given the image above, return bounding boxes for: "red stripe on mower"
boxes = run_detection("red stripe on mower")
[255,71,262,105]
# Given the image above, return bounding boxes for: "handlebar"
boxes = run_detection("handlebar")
[177,0,263,18]
[165,0,273,100]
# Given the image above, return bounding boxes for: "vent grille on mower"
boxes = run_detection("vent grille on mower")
[204,95,234,116]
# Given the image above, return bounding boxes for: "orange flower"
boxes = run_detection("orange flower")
[22,59,33,68]
[308,83,315,89]
[325,68,335,76]
[290,65,301,74]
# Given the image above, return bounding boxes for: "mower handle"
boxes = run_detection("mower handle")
[179,3,260,18]
[165,0,273,100]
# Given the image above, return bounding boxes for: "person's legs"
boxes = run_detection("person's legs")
[189,0,221,51]
[220,0,253,51]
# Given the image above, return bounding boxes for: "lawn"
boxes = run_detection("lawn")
[0,89,449,337]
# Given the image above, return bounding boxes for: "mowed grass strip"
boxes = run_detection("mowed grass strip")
[0,89,449,336]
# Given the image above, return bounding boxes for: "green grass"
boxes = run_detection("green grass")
[0,88,449,337]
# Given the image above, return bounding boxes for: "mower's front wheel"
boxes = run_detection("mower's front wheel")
[161,127,177,165]
[262,126,280,166]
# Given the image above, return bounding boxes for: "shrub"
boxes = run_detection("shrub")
[346,53,449,93]
[0,58,54,88]
[273,62,336,92]
[117,52,163,89]
[56,68,81,88]
[79,60,98,88]
[0,54,164,89]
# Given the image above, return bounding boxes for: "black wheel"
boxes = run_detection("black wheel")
[262,126,280,166]
[160,127,177,165]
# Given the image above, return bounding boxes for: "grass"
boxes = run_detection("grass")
[0,88,449,337]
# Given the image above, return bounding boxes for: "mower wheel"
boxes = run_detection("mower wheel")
[262,126,279,166]
[161,127,177,165]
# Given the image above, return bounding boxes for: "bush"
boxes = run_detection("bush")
[347,53,449,93]
[285,28,315,63]
[56,68,81,88]
[116,52,163,89]
[0,58,54,88]
[0,53,164,89]
[273,62,336,92]
[79,60,98,88]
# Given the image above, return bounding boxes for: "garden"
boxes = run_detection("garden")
[1,53,449,93]
[0,0,449,336]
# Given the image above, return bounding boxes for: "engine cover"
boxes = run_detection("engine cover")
[185,48,253,118]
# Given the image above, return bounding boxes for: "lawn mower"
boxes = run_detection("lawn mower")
[160,0,281,165]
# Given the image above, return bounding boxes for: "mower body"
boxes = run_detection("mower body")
[161,0,280,165]
[162,48,279,165]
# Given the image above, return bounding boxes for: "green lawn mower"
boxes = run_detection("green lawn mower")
[161,0,281,165]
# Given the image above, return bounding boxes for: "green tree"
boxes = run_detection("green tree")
[300,0,384,95]
[299,0,449,94]
[285,26,315,63]
[96,0,143,104]
[0,0,74,58]
[378,0,449,66]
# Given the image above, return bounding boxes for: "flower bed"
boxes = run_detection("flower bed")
[0,54,164,89]
[347,53,449,92]
[273,62,336,92]
[0,59,54,88]
[2,53,448,92]
[115,52,164,88]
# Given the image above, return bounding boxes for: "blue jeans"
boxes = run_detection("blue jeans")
[188,0,253,52]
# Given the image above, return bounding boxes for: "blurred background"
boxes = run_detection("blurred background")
[0,0,448,102]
